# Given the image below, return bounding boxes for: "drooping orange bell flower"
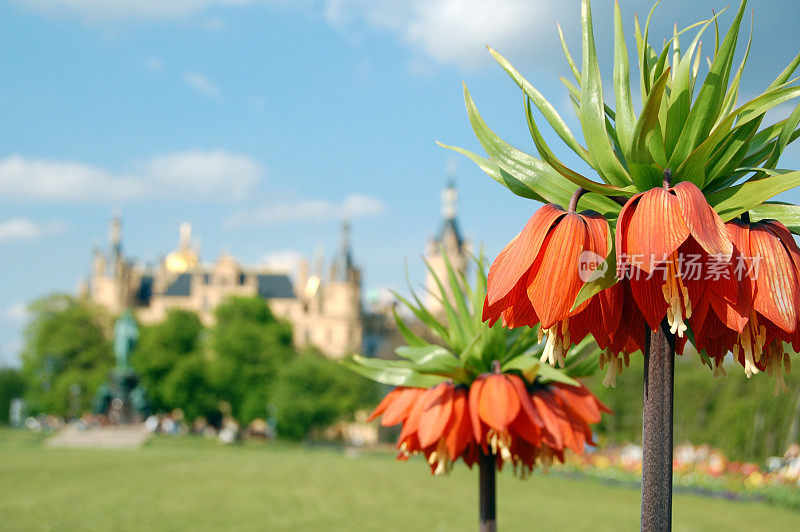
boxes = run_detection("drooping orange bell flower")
[616,181,734,338]
[483,198,618,367]
[369,383,478,474]
[467,367,611,474]
[689,218,800,392]
[368,374,610,475]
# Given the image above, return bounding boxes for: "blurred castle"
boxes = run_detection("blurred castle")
[82,178,468,359]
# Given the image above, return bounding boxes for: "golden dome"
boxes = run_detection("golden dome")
[165,222,199,273]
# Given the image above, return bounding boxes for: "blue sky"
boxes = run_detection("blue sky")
[2,0,800,366]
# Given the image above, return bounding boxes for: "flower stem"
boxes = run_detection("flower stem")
[641,319,675,531]
[479,451,497,532]
[662,169,672,190]
[568,187,588,212]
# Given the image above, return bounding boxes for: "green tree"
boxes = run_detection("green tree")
[20,294,113,416]
[587,354,800,462]
[272,350,379,440]
[132,309,217,422]
[0,368,25,424]
[209,296,294,424]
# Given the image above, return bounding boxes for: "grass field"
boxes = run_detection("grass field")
[1,430,799,531]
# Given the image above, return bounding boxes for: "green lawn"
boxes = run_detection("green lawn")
[0,431,798,531]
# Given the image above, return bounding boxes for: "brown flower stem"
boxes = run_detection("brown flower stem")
[479,451,497,532]
[641,319,675,531]
[608,195,630,206]
[568,187,588,212]
[662,168,672,190]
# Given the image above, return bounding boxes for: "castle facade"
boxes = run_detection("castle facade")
[83,179,468,359]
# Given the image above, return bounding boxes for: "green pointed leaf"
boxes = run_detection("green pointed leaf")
[437,142,545,202]
[524,98,627,195]
[717,10,753,122]
[612,0,635,155]
[678,85,800,187]
[750,202,800,234]
[392,308,427,347]
[580,0,631,187]
[489,47,594,167]
[396,345,457,364]
[708,170,800,221]
[764,100,800,169]
[768,51,800,90]
[630,68,671,165]
[669,0,747,170]
[463,85,622,214]
[665,14,720,158]
[536,362,580,386]
[345,357,446,387]
[557,23,581,83]
[705,118,762,185]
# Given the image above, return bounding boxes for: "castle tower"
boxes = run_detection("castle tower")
[317,220,363,358]
[425,170,469,315]
[89,213,131,315]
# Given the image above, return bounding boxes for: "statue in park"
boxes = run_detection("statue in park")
[113,309,139,371]
[93,310,149,423]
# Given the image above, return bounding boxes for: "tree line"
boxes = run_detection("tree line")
[6,294,378,440]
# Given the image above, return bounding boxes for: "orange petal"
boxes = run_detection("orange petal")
[468,377,486,445]
[478,374,521,432]
[672,181,732,259]
[508,373,544,429]
[499,270,540,328]
[397,390,427,446]
[551,384,601,424]
[417,383,455,448]
[367,387,403,422]
[445,389,473,462]
[622,187,690,273]
[767,220,800,275]
[527,213,591,328]
[487,204,566,305]
[381,388,423,426]
[751,224,799,332]
[531,393,563,450]
[629,271,668,331]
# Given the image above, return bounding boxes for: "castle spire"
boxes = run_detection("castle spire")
[332,218,355,282]
[109,210,122,260]
[442,162,458,221]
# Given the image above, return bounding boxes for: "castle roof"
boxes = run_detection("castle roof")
[161,271,295,300]
[163,273,192,297]
[257,274,295,299]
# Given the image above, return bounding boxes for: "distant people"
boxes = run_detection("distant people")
[145,415,160,433]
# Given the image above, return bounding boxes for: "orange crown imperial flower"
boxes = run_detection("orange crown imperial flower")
[368,370,611,477]
[616,178,734,338]
[483,190,620,368]
[688,217,800,392]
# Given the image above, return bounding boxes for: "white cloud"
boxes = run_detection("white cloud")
[322,0,565,69]
[182,71,221,97]
[18,0,264,21]
[0,150,264,202]
[228,193,385,227]
[260,249,303,273]
[0,218,67,244]
[3,303,29,323]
